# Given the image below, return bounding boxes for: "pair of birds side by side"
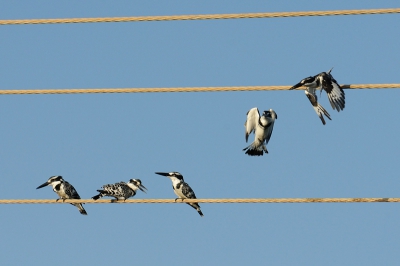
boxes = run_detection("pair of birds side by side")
[36,172,203,217]
[36,176,147,216]
[243,68,345,156]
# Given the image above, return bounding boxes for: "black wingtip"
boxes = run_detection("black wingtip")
[80,209,88,215]
[198,210,204,217]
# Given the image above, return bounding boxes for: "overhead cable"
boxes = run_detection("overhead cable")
[1,198,399,204]
[1,8,399,26]
[0,84,398,95]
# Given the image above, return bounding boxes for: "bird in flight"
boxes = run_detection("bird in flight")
[243,108,277,156]
[289,68,345,125]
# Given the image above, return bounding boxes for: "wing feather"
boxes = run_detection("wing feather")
[320,73,345,112]
[63,181,81,199]
[263,117,274,144]
[244,107,260,142]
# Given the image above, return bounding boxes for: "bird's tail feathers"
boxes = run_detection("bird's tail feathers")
[73,203,87,215]
[243,142,268,156]
[92,190,105,200]
[312,103,332,125]
[187,203,204,217]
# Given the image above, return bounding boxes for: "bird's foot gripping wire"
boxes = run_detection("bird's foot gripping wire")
[174,198,184,203]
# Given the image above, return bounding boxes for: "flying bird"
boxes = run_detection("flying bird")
[243,108,277,156]
[289,68,345,125]
[36,176,87,215]
[92,179,147,202]
[155,172,203,217]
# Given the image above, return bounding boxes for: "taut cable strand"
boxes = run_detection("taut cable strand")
[0,84,398,95]
[1,8,399,25]
[1,198,400,204]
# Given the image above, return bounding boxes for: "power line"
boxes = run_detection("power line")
[1,198,399,204]
[1,8,399,26]
[0,84,398,95]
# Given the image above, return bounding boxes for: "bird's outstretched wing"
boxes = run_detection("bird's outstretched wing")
[320,72,345,112]
[244,107,260,142]
[182,182,197,199]
[305,91,332,125]
[64,181,81,199]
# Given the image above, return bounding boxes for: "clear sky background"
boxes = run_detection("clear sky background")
[0,1,399,265]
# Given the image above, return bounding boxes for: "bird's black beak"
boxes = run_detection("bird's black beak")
[155,172,169,177]
[139,184,148,193]
[289,82,302,90]
[36,182,49,189]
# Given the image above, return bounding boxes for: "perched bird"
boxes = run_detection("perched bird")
[92,179,147,201]
[243,108,277,156]
[155,172,203,217]
[36,176,87,215]
[289,68,345,125]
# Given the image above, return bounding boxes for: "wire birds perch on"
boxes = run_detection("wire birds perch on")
[243,107,277,156]
[36,176,87,215]
[289,68,345,125]
[92,179,147,202]
[155,172,204,217]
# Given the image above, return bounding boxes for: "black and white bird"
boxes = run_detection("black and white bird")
[36,176,87,215]
[92,179,147,202]
[155,172,203,217]
[243,108,277,156]
[289,68,345,125]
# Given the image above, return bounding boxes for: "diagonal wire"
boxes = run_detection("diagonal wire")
[1,8,399,26]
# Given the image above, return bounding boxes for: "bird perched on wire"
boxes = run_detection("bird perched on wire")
[289,68,345,125]
[243,108,277,156]
[155,172,203,217]
[36,176,87,215]
[92,179,147,202]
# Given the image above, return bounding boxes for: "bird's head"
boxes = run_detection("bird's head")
[290,76,314,90]
[155,172,184,181]
[36,175,64,189]
[268,109,277,119]
[128,179,148,193]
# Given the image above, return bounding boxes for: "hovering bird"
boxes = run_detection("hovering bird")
[289,68,345,125]
[155,172,203,217]
[92,179,147,202]
[36,176,87,215]
[243,108,277,156]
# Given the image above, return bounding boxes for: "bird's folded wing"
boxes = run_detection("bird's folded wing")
[182,182,196,199]
[64,181,81,199]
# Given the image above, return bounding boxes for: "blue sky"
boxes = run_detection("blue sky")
[0,1,399,265]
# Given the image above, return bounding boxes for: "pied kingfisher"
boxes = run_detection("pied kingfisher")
[155,172,203,217]
[36,176,87,215]
[289,68,345,125]
[92,179,147,202]
[243,108,277,156]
